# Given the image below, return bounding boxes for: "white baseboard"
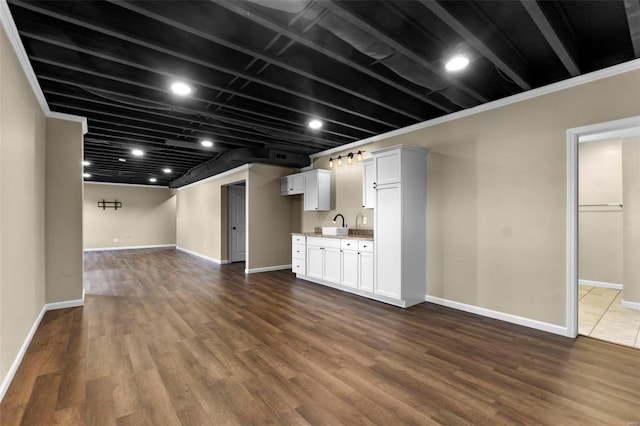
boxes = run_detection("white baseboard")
[578,279,623,290]
[245,264,291,274]
[0,298,84,402]
[176,246,228,264]
[621,299,640,310]
[84,244,176,252]
[424,295,569,337]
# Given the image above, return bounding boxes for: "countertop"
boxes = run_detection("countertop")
[292,232,374,241]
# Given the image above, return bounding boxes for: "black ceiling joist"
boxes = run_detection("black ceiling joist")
[625,0,640,57]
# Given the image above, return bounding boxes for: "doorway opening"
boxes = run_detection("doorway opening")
[567,116,640,345]
[227,182,246,263]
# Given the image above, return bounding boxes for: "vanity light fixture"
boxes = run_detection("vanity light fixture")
[329,157,334,168]
[131,149,144,157]
[347,152,354,165]
[337,155,342,167]
[308,119,323,129]
[445,55,469,72]
[356,150,363,162]
[170,81,192,96]
[201,140,213,148]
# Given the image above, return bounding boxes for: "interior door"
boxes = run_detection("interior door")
[229,184,246,262]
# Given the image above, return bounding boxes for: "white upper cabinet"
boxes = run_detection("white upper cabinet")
[281,170,331,211]
[362,158,375,209]
[374,149,402,185]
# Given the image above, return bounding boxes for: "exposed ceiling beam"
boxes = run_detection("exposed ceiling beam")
[105,0,423,123]
[624,0,640,57]
[318,0,487,103]
[12,1,402,129]
[212,0,456,114]
[520,0,580,77]
[417,0,531,90]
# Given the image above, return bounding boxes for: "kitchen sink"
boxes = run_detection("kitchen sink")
[322,227,349,236]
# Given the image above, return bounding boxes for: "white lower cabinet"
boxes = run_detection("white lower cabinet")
[341,248,358,289]
[306,237,341,284]
[358,241,374,292]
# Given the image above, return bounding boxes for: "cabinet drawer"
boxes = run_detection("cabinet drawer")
[292,258,306,275]
[292,235,306,245]
[340,239,357,251]
[307,236,341,248]
[292,243,306,260]
[358,240,374,253]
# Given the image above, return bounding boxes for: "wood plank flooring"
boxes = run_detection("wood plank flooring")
[1,248,639,425]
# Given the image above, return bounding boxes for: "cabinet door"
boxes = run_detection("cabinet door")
[374,183,402,299]
[358,251,374,292]
[341,249,358,288]
[374,150,401,185]
[307,245,324,280]
[304,172,318,211]
[281,176,291,195]
[362,159,375,209]
[291,174,305,193]
[323,247,342,284]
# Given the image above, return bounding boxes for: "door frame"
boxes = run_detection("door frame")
[228,181,247,263]
[565,115,640,337]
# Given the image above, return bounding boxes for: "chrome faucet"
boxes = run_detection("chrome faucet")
[333,213,345,227]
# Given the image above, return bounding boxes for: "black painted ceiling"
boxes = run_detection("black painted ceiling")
[7,0,639,187]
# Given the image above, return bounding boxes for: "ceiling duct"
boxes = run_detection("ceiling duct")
[169,146,310,188]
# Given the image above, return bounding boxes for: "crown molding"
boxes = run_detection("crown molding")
[1,1,87,133]
[310,58,640,159]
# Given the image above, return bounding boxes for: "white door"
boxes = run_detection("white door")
[375,183,402,299]
[229,184,246,263]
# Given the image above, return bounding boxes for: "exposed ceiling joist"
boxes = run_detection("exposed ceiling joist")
[520,0,580,76]
[418,0,531,90]
[625,0,640,57]
[212,0,457,114]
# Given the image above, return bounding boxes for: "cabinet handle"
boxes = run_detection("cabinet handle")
[362,205,365,208]
[320,247,325,250]
[363,245,367,248]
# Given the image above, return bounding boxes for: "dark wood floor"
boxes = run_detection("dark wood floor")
[1,248,639,425]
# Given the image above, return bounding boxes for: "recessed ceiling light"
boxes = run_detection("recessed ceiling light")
[445,55,469,72]
[131,149,144,156]
[82,160,90,166]
[118,158,127,162]
[201,140,213,147]
[163,168,172,174]
[170,81,192,96]
[308,119,323,129]
[83,173,91,178]
[149,177,157,183]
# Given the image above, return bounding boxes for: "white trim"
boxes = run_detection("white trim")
[176,246,228,264]
[0,298,84,402]
[47,112,88,135]
[579,126,640,142]
[310,59,640,159]
[84,182,170,189]
[245,264,291,274]
[45,299,84,310]
[424,295,568,337]
[84,244,176,252]
[621,299,640,311]
[0,0,49,114]
[578,279,623,290]
[566,115,640,339]
[177,164,252,191]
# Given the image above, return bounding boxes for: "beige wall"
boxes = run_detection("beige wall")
[84,183,176,249]
[623,136,640,303]
[578,139,623,284]
[176,164,295,269]
[306,69,640,326]
[0,26,47,383]
[45,118,84,303]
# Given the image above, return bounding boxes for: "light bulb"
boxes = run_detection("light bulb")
[356,151,363,162]
[337,155,342,167]
[329,158,334,168]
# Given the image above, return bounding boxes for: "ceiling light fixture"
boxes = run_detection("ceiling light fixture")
[131,149,144,156]
[118,158,127,162]
[83,173,91,178]
[82,160,90,166]
[149,177,157,183]
[163,168,172,174]
[170,81,192,96]
[329,157,334,168]
[201,140,213,147]
[445,55,469,72]
[308,119,323,129]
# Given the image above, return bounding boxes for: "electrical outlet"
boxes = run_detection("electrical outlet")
[363,217,367,225]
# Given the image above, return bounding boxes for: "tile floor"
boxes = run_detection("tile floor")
[579,285,640,348]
